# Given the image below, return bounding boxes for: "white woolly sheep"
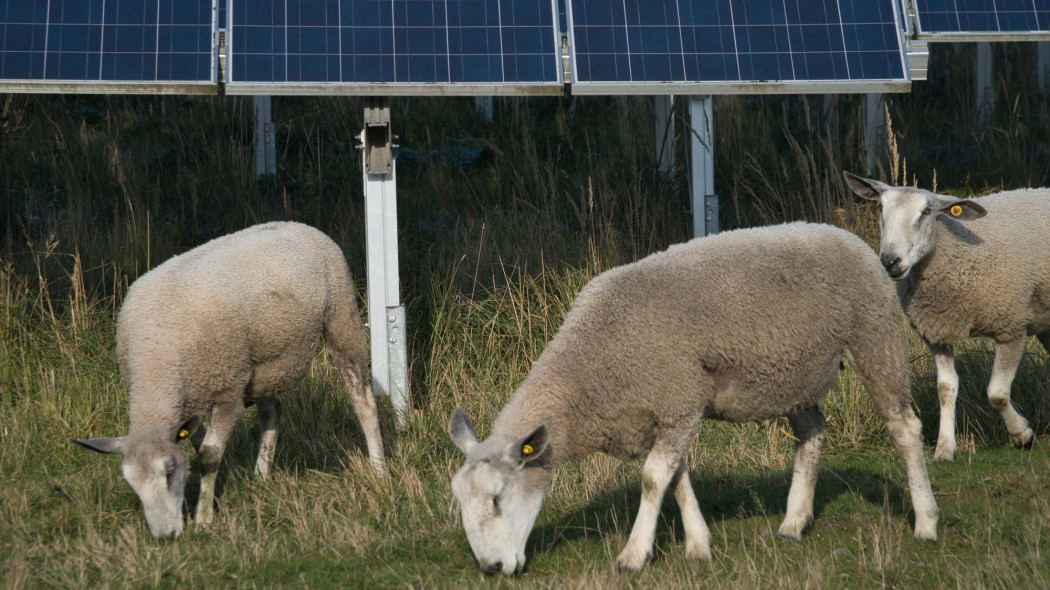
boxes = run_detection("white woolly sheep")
[846,172,1050,461]
[74,221,386,538]
[448,222,939,575]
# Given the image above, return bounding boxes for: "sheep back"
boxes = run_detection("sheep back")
[116,221,365,429]
[491,222,908,464]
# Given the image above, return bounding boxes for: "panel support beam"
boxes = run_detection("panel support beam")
[253,96,276,177]
[688,96,717,238]
[360,97,410,426]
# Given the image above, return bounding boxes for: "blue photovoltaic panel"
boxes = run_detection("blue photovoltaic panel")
[0,0,215,90]
[226,0,563,94]
[568,0,910,94]
[913,0,1050,39]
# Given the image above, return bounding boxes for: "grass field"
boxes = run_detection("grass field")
[2,43,1050,588]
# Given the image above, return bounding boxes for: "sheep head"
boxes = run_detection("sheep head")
[844,172,986,280]
[74,416,200,539]
[448,408,551,576]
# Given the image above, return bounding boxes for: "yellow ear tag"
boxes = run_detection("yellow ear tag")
[521,444,534,456]
[950,205,962,217]
[178,429,190,440]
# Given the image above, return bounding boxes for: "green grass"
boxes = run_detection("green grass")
[3,42,1050,588]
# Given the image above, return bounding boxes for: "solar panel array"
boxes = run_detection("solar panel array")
[913,0,1050,40]
[568,0,910,94]
[224,0,564,95]
[0,0,214,91]
[3,0,1050,95]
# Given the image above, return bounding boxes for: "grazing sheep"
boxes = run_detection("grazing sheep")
[448,222,939,575]
[845,172,1050,461]
[74,221,386,539]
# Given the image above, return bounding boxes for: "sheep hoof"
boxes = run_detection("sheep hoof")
[1011,431,1036,450]
[615,547,651,572]
[913,526,938,542]
[776,518,809,542]
[683,541,713,562]
[932,446,956,462]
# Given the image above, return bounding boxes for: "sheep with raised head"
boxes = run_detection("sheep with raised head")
[448,222,939,575]
[845,172,1050,462]
[74,221,386,539]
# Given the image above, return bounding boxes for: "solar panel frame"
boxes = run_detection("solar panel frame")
[911,0,1050,41]
[223,0,565,96]
[567,0,913,95]
[0,0,218,94]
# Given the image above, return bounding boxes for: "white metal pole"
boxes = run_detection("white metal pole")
[361,99,409,425]
[688,96,716,238]
[253,96,276,177]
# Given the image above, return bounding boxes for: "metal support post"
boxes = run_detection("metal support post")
[864,93,885,176]
[253,96,276,177]
[688,96,717,238]
[975,42,993,123]
[360,97,410,425]
[474,96,494,122]
[1039,42,1050,94]
[653,95,675,175]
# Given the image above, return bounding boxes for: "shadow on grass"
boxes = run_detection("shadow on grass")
[529,465,910,564]
[179,392,403,517]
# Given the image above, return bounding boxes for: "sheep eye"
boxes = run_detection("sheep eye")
[921,207,931,216]
[491,496,501,515]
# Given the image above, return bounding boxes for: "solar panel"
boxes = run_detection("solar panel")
[0,0,216,93]
[912,0,1050,41]
[224,0,564,95]
[568,0,911,94]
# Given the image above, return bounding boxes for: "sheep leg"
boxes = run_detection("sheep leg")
[866,391,940,541]
[989,338,1034,448]
[341,367,387,474]
[616,438,689,571]
[925,342,960,462]
[326,312,387,474]
[777,405,826,541]
[849,340,939,541]
[254,397,281,479]
[194,401,242,526]
[671,458,712,561]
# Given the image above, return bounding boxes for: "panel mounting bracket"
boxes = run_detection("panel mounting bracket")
[362,97,397,174]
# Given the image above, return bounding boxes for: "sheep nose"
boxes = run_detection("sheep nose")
[481,561,504,575]
[880,254,901,272]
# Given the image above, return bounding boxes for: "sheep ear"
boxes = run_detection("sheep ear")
[448,408,479,454]
[506,425,550,468]
[843,172,891,201]
[72,436,126,456]
[937,198,987,221]
[171,415,201,443]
